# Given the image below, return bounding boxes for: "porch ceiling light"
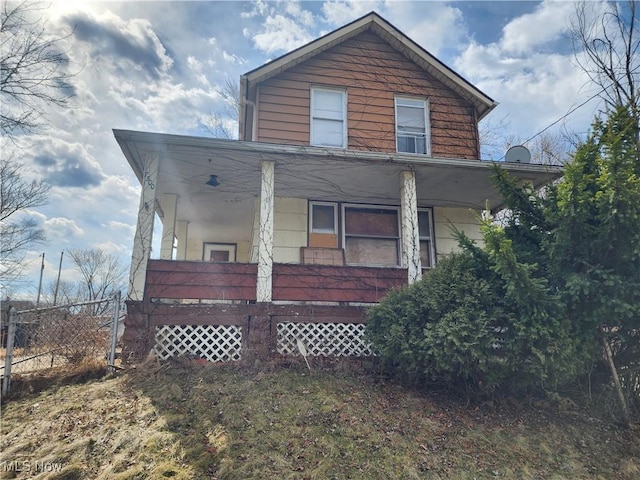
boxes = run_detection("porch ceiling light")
[205,174,219,187]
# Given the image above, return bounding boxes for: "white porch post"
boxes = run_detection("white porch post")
[256,160,275,302]
[159,194,177,260]
[400,170,422,284]
[128,151,160,301]
[175,220,189,260]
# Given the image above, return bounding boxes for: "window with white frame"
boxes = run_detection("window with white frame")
[310,202,337,234]
[395,96,430,155]
[311,88,346,148]
[343,206,400,266]
[418,209,435,268]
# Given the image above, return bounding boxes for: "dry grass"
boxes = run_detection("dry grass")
[1,358,638,479]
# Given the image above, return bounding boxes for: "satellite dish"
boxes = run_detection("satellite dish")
[505,145,531,164]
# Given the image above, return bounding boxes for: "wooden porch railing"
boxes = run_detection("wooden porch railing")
[144,260,258,302]
[144,260,407,303]
[272,263,406,303]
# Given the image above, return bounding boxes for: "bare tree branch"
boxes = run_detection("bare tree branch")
[67,248,128,303]
[203,78,240,139]
[570,1,639,127]
[1,0,75,140]
[0,154,49,286]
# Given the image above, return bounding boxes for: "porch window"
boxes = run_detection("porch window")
[203,243,236,262]
[395,96,430,155]
[311,88,346,148]
[309,201,338,248]
[418,209,435,268]
[343,206,399,266]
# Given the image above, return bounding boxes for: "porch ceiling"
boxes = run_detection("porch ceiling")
[114,130,563,229]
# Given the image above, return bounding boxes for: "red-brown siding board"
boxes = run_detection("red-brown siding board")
[145,260,258,302]
[258,129,308,144]
[272,264,406,303]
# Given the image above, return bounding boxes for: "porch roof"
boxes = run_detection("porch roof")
[114,129,563,229]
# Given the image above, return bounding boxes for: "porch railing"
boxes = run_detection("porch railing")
[125,260,408,361]
[144,260,407,304]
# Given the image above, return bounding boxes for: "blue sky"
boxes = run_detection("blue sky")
[3,0,614,299]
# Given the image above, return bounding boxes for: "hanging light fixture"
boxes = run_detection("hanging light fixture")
[205,174,219,187]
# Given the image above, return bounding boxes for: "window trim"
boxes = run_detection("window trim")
[309,201,338,234]
[310,86,347,148]
[203,242,237,262]
[395,96,431,156]
[418,208,436,268]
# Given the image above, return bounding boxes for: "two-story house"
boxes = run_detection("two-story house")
[114,12,561,362]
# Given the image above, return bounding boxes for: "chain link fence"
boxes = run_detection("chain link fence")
[1,292,122,397]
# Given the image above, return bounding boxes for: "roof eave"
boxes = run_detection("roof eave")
[113,129,562,182]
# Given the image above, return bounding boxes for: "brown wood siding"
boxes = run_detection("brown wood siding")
[272,263,407,303]
[144,260,406,304]
[255,31,479,158]
[144,260,258,301]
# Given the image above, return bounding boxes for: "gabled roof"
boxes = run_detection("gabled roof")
[240,11,497,119]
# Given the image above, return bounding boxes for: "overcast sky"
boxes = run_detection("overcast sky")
[4,0,613,299]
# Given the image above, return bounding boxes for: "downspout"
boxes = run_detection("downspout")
[239,75,257,141]
[239,75,248,140]
[473,105,481,160]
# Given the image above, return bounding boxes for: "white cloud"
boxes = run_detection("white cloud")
[20,135,105,188]
[102,221,136,236]
[45,217,85,242]
[91,240,129,255]
[187,55,210,86]
[500,1,575,54]
[454,3,599,143]
[322,1,382,26]
[384,1,467,57]
[222,51,246,65]
[251,13,315,54]
[285,1,315,27]
[241,0,269,19]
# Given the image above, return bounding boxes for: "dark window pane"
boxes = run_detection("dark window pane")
[312,204,335,232]
[397,135,426,154]
[420,240,431,268]
[346,238,399,265]
[418,211,431,237]
[345,208,398,236]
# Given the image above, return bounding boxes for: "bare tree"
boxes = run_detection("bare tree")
[570,0,639,126]
[0,155,49,286]
[203,78,240,139]
[67,248,127,303]
[1,0,74,140]
[480,117,573,166]
[479,115,512,161]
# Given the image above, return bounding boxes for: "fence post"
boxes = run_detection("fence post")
[108,291,121,374]
[2,307,18,398]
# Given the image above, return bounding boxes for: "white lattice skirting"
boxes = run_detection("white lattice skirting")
[155,325,243,362]
[277,322,373,357]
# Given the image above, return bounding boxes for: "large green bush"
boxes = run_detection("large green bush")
[366,241,576,396]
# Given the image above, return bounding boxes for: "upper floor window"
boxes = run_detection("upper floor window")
[311,88,346,148]
[395,96,430,155]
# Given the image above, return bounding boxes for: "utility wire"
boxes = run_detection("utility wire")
[520,87,607,148]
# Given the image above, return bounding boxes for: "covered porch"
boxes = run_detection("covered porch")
[114,130,563,361]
